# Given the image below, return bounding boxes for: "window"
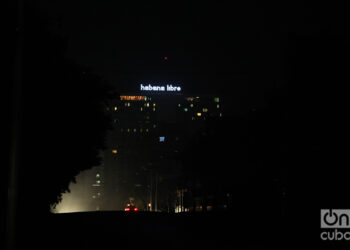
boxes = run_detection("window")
[184,108,188,112]
[197,113,202,117]
[203,108,208,112]
[159,136,165,142]
[96,173,100,178]
[96,180,101,184]
[214,97,220,103]
[190,104,194,108]
[112,149,118,154]
[114,106,118,111]
[217,104,220,109]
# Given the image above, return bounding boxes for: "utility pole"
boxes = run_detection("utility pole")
[7,0,24,249]
[155,172,158,212]
[181,189,184,212]
[150,169,153,211]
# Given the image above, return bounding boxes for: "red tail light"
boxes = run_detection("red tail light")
[125,207,130,211]
[134,207,138,211]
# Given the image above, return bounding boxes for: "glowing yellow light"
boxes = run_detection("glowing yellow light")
[197,113,202,117]
[112,149,118,154]
[120,96,147,101]
[114,106,118,111]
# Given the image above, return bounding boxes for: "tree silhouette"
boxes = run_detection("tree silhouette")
[17,4,117,218]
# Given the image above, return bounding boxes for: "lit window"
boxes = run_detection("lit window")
[96,180,101,184]
[127,102,131,107]
[140,107,143,111]
[112,149,118,154]
[220,113,223,117]
[178,104,181,107]
[146,103,150,107]
[146,129,149,132]
[159,136,165,142]
[153,103,156,107]
[114,106,118,111]
[184,108,188,112]
[96,174,100,178]
[214,97,220,103]
[217,104,220,109]
[153,107,156,111]
[133,128,137,133]
[203,108,208,112]
[190,104,194,108]
[197,113,202,117]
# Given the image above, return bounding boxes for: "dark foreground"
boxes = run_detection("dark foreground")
[16,210,350,250]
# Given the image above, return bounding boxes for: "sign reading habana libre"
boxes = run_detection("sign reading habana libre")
[140,84,181,92]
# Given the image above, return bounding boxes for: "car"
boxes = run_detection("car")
[125,205,138,212]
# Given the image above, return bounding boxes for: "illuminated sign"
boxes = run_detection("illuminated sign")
[140,84,181,92]
[120,96,147,101]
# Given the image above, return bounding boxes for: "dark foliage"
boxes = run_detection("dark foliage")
[18,5,116,216]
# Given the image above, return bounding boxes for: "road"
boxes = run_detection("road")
[15,210,344,250]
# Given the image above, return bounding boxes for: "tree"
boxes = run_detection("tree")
[17,4,117,219]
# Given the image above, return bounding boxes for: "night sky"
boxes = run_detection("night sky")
[33,1,346,110]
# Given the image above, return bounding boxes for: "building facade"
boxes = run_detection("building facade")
[99,89,223,211]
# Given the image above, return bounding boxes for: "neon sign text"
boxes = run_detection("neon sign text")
[140,84,181,92]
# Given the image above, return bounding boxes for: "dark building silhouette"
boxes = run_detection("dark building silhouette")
[100,89,224,211]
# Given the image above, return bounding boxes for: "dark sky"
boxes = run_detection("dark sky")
[33,1,345,110]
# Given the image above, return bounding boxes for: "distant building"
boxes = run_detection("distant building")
[97,89,224,211]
